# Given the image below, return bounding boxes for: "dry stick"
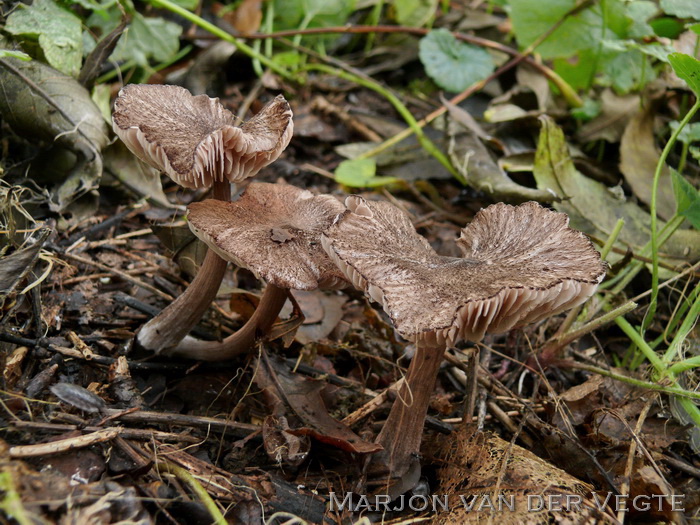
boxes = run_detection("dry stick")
[342,378,405,427]
[11,420,202,444]
[372,345,444,477]
[137,180,230,352]
[9,428,120,458]
[617,401,652,524]
[162,283,289,360]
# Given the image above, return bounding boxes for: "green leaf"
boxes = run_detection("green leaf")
[671,168,700,229]
[660,0,700,19]
[113,13,182,66]
[571,98,600,121]
[599,46,649,94]
[334,159,402,188]
[650,17,685,38]
[393,0,439,27]
[509,0,602,59]
[5,0,83,77]
[0,49,31,61]
[70,0,118,10]
[418,29,493,93]
[273,0,355,31]
[670,121,700,144]
[668,52,700,96]
[626,1,657,38]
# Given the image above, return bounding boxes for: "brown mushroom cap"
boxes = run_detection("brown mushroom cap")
[112,84,293,189]
[322,197,606,347]
[187,182,348,290]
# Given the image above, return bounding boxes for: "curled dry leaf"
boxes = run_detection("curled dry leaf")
[619,102,675,219]
[0,58,109,212]
[256,354,382,455]
[50,382,106,413]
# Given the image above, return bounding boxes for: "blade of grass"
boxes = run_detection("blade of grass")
[646,97,700,333]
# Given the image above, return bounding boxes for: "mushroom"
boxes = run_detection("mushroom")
[164,182,348,361]
[321,196,606,478]
[112,84,293,353]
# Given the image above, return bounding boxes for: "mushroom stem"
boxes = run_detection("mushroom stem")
[162,283,289,361]
[372,344,444,478]
[137,180,231,353]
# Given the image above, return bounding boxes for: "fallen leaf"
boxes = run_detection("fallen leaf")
[293,291,347,344]
[433,425,617,524]
[620,101,676,219]
[578,89,640,143]
[533,116,700,261]
[103,141,173,209]
[256,354,382,455]
[0,58,109,212]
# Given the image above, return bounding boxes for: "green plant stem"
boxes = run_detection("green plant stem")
[146,0,293,80]
[663,282,700,364]
[302,63,465,183]
[668,355,700,375]
[600,217,625,261]
[599,214,685,297]
[558,361,700,401]
[556,300,637,347]
[155,461,227,525]
[245,24,582,106]
[615,317,665,371]
[96,44,193,84]
[647,98,700,331]
[678,141,690,173]
[0,471,33,525]
[615,316,700,428]
[658,280,700,346]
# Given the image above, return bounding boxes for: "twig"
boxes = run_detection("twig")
[9,428,120,458]
[101,408,260,438]
[11,420,202,443]
[60,252,173,300]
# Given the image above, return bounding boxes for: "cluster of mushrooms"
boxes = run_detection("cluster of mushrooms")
[112,85,607,478]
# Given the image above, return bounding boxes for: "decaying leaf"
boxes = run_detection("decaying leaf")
[0,58,109,212]
[533,116,700,261]
[102,141,173,209]
[292,290,347,345]
[263,415,311,467]
[578,89,640,143]
[50,382,106,413]
[620,102,676,219]
[447,114,555,202]
[433,425,617,524]
[256,354,382,455]
[151,223,208,279]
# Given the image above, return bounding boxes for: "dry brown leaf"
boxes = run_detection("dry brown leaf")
[256,354,382,455]
[433,425,617,524]
[620,101,676,220]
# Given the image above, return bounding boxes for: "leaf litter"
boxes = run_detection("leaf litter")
[1,2,699,524]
